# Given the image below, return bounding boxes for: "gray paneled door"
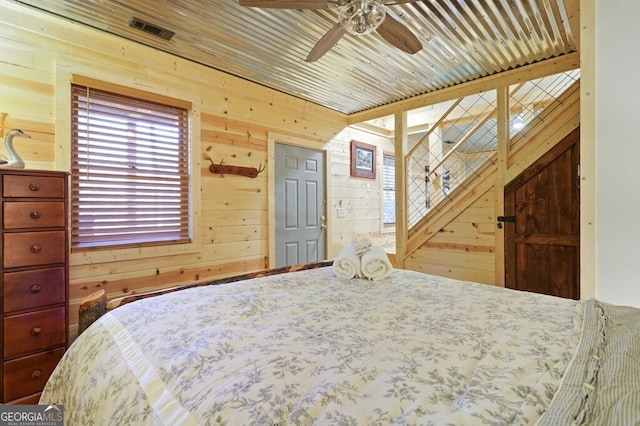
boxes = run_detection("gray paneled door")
[275,143,326,267]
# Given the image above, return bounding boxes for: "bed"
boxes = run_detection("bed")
[40,265,640,425]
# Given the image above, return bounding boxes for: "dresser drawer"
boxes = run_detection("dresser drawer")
[3,307,66,358]
[2,174,65,199]
[3,231,66,268]
[3,348,65,402]
[3,201,65,229]
[3,267,66,313]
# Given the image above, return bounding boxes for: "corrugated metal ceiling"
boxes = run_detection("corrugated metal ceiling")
[11,0,578,115]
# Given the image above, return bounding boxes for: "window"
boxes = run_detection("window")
[71,82,190,250]
[382,154,395,225]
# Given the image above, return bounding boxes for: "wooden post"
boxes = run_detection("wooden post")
[394,111,408,268]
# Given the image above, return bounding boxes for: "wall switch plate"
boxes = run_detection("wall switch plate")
[337,208,345,218]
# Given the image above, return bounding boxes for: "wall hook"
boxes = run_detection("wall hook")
[205,155,264,178]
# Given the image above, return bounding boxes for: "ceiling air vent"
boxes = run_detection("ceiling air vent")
[129,17,175,41]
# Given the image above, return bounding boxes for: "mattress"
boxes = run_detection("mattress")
[40,267,640,425]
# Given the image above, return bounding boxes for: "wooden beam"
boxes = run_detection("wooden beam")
[347,52,580,124]
[494,86,509,287]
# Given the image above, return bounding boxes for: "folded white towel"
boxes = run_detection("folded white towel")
[351,238,372,257]
[361,246,393,281]
[332,245,362,279]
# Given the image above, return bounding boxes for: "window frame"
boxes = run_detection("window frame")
[64,74,201,260]
[381,152,396,227]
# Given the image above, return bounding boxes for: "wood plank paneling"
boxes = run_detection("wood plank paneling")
[0,3,342,340]
[0,2,403,339]
[0,1,581,338]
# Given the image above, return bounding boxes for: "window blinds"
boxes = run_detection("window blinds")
[70,83,190,250]
[382,154,396,225]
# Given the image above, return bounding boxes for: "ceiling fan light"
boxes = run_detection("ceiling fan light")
[340,0,386,35]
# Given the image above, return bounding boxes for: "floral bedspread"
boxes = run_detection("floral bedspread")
[41,268,584,425]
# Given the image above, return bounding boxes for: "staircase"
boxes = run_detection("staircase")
[398,71,581,285]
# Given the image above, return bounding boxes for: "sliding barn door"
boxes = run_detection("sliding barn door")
[504,127,580,299]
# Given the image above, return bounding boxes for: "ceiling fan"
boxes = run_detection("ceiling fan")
[238,0,423,62]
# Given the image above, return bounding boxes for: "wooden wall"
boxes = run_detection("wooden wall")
[0,2,395,337]
[0,2,580,339]
[405,187,497,283]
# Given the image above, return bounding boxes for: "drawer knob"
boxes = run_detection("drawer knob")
[29,182,41,192]
[31,327,42,336]
[30,244,42,253]
[30,284,42,293]
[31,369,42,380]
[30,210,42,220]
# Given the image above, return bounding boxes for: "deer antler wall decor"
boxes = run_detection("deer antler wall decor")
[205,155,265,178]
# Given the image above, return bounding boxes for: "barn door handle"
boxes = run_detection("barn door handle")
[497,216,515,222]
[497,216,515,229]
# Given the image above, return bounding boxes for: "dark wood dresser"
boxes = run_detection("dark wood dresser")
[0,170,69,404]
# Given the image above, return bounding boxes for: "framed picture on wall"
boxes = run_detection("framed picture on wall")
[351,140,376,179]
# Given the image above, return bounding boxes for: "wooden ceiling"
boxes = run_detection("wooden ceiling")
[12,0,579,115]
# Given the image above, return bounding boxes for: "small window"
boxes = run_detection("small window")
[382,154,395,225]
[70,83,190,250]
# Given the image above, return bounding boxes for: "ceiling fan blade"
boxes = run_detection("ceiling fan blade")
[376,13,422,54]
[306,23,347,62]
[238,0,329,8]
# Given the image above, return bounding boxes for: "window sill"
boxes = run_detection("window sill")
[70,239,202,265]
